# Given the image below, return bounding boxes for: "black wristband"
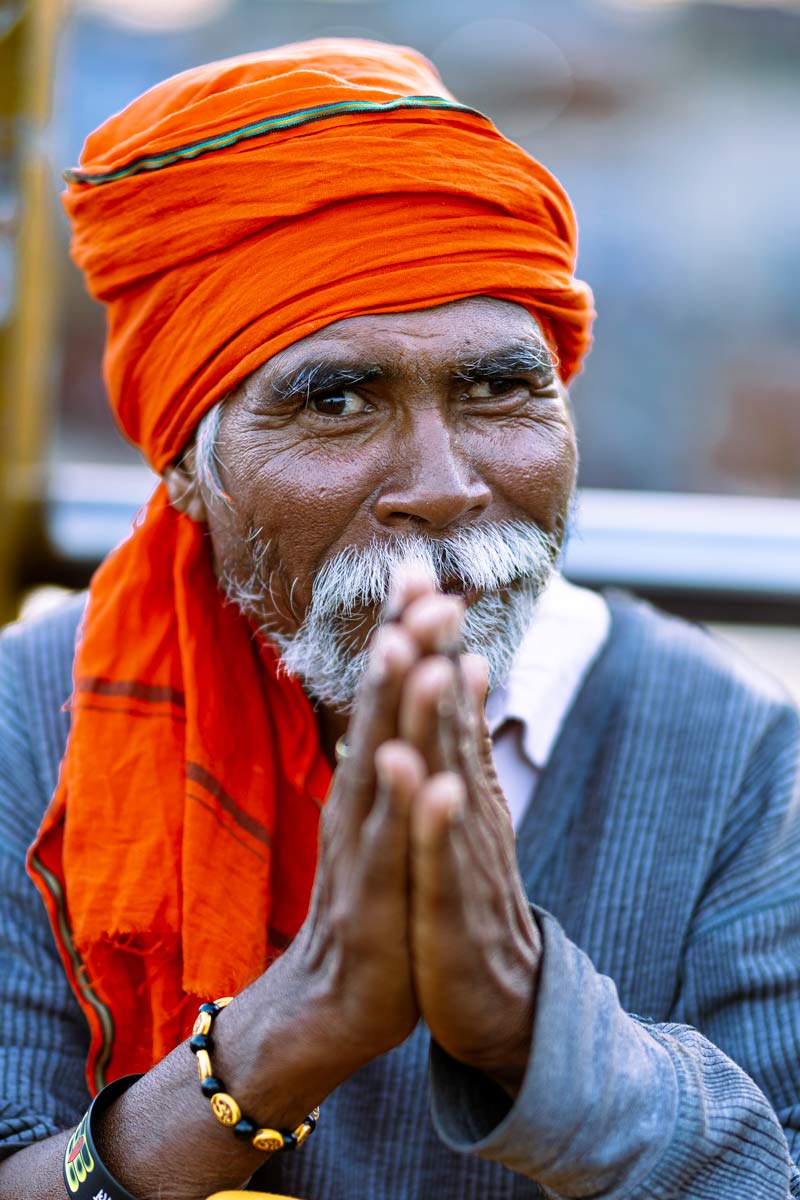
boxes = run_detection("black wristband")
[63,1073,143,1199]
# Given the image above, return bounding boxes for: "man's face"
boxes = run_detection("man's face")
[204,295,577,708]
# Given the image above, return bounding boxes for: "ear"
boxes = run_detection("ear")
[163,447,209,524]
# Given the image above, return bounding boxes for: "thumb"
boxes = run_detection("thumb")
[460,653,493,760]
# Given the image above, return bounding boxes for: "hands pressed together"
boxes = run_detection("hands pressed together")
[286,568,542,1100]
[0,572,545,1200]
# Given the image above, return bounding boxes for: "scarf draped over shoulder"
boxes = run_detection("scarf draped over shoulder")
[26,37,594,1092]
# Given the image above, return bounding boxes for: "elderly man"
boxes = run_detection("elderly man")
[0,37,798,1200]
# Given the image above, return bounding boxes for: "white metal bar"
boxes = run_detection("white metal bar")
[45,464,800,597]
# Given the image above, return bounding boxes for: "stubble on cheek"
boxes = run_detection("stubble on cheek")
[210,508,305,637]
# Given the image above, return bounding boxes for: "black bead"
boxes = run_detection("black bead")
[200,1076,224,1098]
[189,1033,213,1053]
[199,1001,219,1018]
[305,1114,317,1130]
[233,1117,257,1139]
[282,1131,298,1152]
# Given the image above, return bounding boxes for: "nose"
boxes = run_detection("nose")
[372,411,491,531]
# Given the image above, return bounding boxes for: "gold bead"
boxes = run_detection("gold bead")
[192,1011,212,1037]
[252,1128,285,1153]
[195,1049,213,1081]
[210,1092,242,1127]
[214,996,234,1009]
[294,1122,312,1147]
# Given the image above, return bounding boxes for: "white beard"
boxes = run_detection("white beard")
[223,519,561,712]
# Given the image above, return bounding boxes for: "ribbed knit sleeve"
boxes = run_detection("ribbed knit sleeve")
[0,606,91,1157]
[430,908,680,1193]
[665,702,800,1195]
[430,689,800,1198]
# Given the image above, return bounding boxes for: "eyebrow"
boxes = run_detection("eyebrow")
[451,340,555,383]
[269,361,383,401]
[265,338,554,402]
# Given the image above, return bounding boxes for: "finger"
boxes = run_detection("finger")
[383,562,439,622]
[449,652,496,811]
[397,655,455,774]
[397,653,482,784]
[460,652,507,809]
[442,651,481,781]
[411,771,525,948]
[460,654,489,718]
[466,658,521,837]
[460,654,490,763]
[409,772,467,946]
[411,770,465,853]
[333,623,418,826]
[395,648,482,805]
[373,739,428,815]
[357,740,425,900]
[411,769,540,1087]
[399,592,464,657]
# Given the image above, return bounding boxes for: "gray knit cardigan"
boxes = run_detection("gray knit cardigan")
[0,593,799,1199]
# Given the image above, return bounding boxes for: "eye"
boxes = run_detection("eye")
[463,378,528,400]
[306,389,373,417]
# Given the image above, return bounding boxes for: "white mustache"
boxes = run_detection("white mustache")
[308,519,560,620]
[224,518,561,711]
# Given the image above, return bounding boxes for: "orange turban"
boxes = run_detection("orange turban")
[28,39,594,1092]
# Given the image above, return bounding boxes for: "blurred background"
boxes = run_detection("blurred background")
[1,0,799,698]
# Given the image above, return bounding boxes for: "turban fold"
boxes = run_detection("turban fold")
[63,37,592,471]
[27,39,595,1092]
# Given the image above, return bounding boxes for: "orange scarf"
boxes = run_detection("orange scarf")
[29,493,331,1090]
[27,38,594,1093]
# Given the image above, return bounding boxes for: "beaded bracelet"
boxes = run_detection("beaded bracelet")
[189,998,319,1154]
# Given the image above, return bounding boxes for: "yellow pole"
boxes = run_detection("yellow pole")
[0,0,64,622]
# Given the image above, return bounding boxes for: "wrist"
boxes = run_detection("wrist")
[67,1075,143,1200]
[445,964,538,1100]
[483,1042,531,1099]
[212,962,368,1127]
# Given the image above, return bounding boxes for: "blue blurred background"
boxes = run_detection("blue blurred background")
[48,0,800,496]
[1,0,798,692]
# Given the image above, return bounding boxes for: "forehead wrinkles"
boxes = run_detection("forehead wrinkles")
[245,298,549,389]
